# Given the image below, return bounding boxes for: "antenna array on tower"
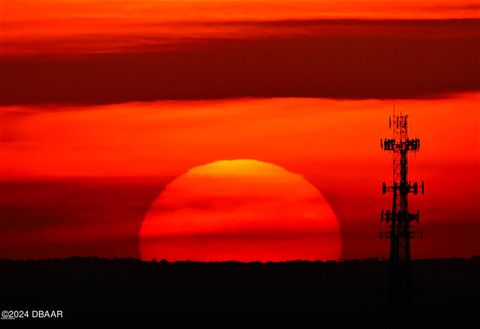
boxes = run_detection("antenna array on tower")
[380,113,424,329]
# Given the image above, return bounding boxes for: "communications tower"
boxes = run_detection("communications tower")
[380,112,424,329]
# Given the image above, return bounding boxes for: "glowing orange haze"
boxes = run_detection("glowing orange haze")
[4,0,478,22]
[2,95,478,178]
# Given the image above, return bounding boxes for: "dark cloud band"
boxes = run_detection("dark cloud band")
[1,19,479,105]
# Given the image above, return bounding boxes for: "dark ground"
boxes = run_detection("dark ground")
[0,257,478,328]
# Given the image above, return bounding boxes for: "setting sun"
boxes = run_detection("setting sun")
[140,160,341,261]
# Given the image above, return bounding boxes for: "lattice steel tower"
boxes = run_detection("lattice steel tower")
[380,112,424,329]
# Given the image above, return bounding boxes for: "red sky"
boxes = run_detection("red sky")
[1,96,478,260]
[2,0,478,58]
[0,0,479,260]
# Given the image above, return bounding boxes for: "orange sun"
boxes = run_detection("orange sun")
[140,159,341,262]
